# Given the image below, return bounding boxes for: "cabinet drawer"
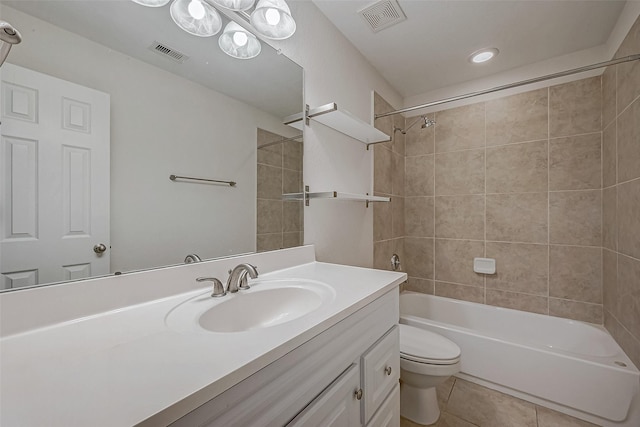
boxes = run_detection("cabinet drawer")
[366,384,399,427]
[362,326,399,423]
[287,363,361,427]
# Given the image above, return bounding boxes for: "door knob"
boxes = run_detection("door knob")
[93,243,107,254]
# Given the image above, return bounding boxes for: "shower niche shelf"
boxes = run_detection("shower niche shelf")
[284,103,391,149]
[283,186,390,208]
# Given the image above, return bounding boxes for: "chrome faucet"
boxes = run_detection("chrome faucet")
[226,263,258,293]
[196,277,226,297]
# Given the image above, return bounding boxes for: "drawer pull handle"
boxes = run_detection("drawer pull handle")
[354,388,363,400]
[385,366,392,376]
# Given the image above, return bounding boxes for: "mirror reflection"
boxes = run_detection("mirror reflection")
[0,0,304,291]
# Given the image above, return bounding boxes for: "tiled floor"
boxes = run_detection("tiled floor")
[400,377,600,427]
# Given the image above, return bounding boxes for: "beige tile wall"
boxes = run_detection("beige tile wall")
[256,128,303,251]
[399,74,604,324]
[374,73,605,325]
[602,15,640,369]
[374,17,640,369]
[373,93,406,274]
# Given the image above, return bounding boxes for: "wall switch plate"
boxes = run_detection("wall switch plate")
[474,258,496,274]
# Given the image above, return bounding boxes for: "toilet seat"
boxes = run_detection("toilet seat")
[400,324,461,365]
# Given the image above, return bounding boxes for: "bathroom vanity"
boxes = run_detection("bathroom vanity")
[0,246,406,426]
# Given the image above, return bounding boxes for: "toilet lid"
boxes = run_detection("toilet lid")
[399,324,461,364]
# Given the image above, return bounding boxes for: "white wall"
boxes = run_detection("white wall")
[2,6,296,273]
[265,1,403,267]
[401,2,640,116]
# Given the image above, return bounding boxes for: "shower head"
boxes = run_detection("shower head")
[421,117,436,128]
[0,21,22,68]
[394,115,436,134]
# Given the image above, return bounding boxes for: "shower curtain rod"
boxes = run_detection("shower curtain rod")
[375,53,640,119]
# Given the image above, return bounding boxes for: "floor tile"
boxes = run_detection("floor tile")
[446,379,537,427]
[536,405,600,427]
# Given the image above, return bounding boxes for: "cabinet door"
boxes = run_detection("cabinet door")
[362,326,400,423]
[366,384,399,427]
[288,363,361,427]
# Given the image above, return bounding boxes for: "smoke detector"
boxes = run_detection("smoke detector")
[149,41,189,63]
[358,0,407,33]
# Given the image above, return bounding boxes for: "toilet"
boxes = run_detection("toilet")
[399,324,461,425]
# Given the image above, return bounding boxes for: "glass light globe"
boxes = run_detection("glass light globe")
[131,0,171,7]
[265,8,281,26]
[170,0,222,37]
[209,0,255,11]
[233,31,248,47]
[187,0,205,19]
[218,22,261,59]
[250,0,296,40]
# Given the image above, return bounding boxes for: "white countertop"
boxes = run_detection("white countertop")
[0,260,405,426]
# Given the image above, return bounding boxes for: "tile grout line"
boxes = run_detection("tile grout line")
[615,61,620,336]
[600,74,605,319]
[484,102,487,304]
[616,86,640,119]
[403,235,606,249]
[411,188,606,198]
[608,307,640,345]
[432,112,436,293]
[615,175,640,187]
[547,86,551,316]
[404,129,603,158]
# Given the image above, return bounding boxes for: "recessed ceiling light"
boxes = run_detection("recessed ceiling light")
[469,48,499,64]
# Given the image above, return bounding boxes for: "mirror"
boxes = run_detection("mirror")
[0,0,304,291]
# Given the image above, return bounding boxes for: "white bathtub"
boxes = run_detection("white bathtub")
[400,292,640,426]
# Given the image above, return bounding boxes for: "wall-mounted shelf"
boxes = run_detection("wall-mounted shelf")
[284,103,391,149]
[283,186,390,208]
[282,111,305,131]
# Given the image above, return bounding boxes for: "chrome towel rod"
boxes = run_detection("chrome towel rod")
[169,174,236,187]
[375,53,640,119]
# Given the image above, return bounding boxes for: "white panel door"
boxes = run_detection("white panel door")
[0,63,110,289]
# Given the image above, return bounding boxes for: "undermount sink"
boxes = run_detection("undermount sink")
[165,279,336,333]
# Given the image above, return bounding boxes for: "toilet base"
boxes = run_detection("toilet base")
[400,383,440,426]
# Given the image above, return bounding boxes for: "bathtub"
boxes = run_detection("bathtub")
[400,292,640,426]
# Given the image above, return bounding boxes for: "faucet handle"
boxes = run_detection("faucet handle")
[238,270,250,290]
[196,277,227,298]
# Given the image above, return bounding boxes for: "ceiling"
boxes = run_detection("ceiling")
[313,0,628,98]
[2,0,303,118]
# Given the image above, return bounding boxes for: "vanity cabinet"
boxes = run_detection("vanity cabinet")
[288,327,400,427]
[288,363,361,426]
[170,290,399,427]
[362,326,400,423]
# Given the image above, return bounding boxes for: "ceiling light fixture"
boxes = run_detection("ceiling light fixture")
[469,48,499,64]
[132,0,296,59]
[210,0,256,12]
[218,21,261,59]
[131,0,171,7]
[250,0,296,40]
[170,0,222,37]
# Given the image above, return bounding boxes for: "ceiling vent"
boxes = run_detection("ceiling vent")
[149,41,189,63]
[358,0,406,33]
